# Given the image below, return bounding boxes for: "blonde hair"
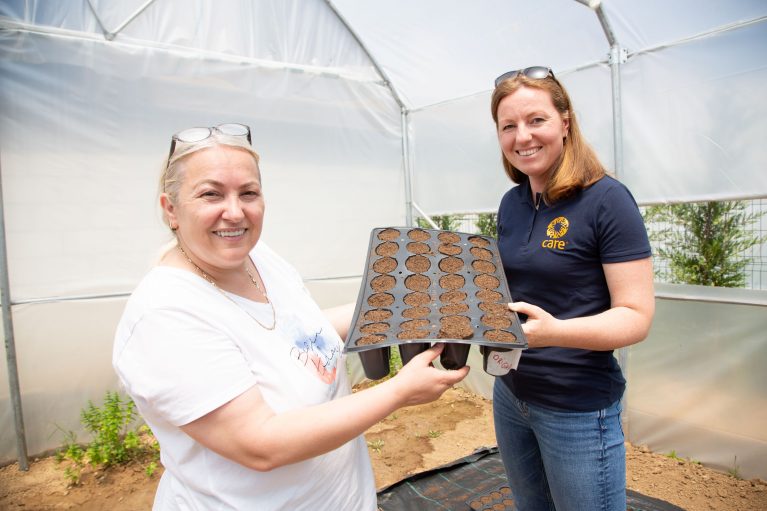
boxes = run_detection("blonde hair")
[158,133,260,229]
[490,74,606,204]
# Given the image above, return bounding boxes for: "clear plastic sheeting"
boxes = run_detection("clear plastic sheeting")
[626,284,767,481]
[0,6,403,301]
[0,299,126,462]
[621,23,767,203]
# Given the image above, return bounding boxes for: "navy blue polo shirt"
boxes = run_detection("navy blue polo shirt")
[497,175,651,411]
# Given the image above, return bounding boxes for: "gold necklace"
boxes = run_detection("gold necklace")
[177,244,276,331]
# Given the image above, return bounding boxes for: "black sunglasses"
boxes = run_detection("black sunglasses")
[494,66,555,88]
[168,123,252,159]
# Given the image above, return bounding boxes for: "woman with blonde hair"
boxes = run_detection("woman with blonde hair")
[113,123,468,510]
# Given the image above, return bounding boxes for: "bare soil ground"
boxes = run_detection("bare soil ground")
[1,387,765,510]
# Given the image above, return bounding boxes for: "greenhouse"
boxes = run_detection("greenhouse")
[1,0,765,507]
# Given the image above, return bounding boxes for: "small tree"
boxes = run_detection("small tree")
[643,201,766,287]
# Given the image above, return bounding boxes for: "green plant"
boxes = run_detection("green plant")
[54,429,86,485]
[389,346,403,376]
[427,430,442,439]
[80,391,140,466]
[417,214,460,231]
[55,391,160,485]
[665,450,681,460]
[728,455,742,479]
[367,439,385,453]
[475,212,498,238]
[643,201,766,287]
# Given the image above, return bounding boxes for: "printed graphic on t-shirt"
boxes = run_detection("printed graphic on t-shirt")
[542,216,570,251]
[289,326,341,384]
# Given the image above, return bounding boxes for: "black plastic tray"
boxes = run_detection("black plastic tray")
[343,227,527,379]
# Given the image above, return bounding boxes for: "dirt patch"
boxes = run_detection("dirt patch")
[1,387,766,511]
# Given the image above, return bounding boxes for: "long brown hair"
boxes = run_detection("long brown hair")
[491,73,606,204]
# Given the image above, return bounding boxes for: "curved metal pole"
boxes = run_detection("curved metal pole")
[0,156,29,471]
[324,1,416,226]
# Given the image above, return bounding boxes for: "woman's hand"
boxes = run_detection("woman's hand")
[508,301,559,348]
[385,343,470,408]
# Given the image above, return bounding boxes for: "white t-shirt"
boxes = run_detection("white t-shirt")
[113,243,376,510]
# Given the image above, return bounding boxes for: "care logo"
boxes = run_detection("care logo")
[542,216,569,250]
[546,216,569,238]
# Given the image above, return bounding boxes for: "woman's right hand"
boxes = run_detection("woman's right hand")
[385,343,470,408]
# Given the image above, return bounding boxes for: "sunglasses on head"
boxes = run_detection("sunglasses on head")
[494,66,555,88]
[168,123,252,159]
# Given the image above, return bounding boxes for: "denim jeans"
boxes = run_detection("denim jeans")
[493,379,626,511]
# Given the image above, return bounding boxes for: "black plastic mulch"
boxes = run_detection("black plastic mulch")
[376,447,685,511]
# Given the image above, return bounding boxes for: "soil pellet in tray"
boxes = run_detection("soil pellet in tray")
[471,259,496,274]
[481,314,512,329]
[407,228,431,241]
[372,257,397,273]
[470,246,493,260]
[439,273,465,290]
[468,235,491,247]
[368,292,394,307]
[397,329,430,340]
[370,274,396,291]
[484,329,518,343]
[377,228,401,241]
[440,290,467,303]
[440,303,469,315]
[476,289,503,302]
[376,241,399,256]
[438,256,464,273]
[363,309,392,322]
[405,254,431,273]
[402,306,430,318]
[404,291,432,306]
[406,241,431,254]
[400,318,431,330]
[479,302,509,315]
[360,322,390,334]
[438,231,461,244]
[405,273,431,291]
[437,243,462,256]
[356,334,386,346]
[474,274,500,289]
[438,315,473,339]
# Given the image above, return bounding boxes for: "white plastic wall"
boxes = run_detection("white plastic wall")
[626,284,767,480]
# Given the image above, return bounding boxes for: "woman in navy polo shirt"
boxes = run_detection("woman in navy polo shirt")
[490,67,655,511]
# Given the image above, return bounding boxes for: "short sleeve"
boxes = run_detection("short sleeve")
[597,183,652,263]
[114,307,257,426]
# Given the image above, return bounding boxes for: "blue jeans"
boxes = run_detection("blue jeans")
[493,379,626,511]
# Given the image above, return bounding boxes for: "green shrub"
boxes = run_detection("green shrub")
[55,391,160,485]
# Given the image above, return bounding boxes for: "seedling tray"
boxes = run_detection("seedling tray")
[343,227,527,379]
[466,482,515,510]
